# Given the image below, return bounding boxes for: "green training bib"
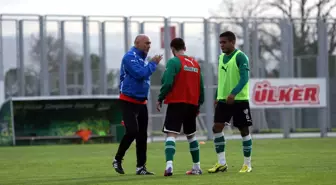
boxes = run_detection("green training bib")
[217,50,249,100]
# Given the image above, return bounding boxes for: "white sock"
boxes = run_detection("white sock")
[243,134,252,167]
[193,162,201,170]
[217,152,226,165]
[244,157,251,167]
[166,160,173,171]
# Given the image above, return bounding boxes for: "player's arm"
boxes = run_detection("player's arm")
[158,57,181,102]
[231,53,249,95]
[122,54,157,80]
[199,70,205,105]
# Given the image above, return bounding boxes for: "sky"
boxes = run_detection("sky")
[0,0,334,72]
[0,0,222,17]
[0,0,224,36]
[0,0,223,69]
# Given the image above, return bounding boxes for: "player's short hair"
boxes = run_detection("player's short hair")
[170,38,186,51]
[219,31,236,41]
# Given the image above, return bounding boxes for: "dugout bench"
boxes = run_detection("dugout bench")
[0,95,124,146]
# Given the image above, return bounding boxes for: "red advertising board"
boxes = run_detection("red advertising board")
[160,26,176,49]
[249,78,326,108]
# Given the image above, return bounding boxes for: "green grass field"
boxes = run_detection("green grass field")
[0,138,335,185]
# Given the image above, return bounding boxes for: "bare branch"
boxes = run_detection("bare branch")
[254,8,268,17]
[293,0,304,5]
[316,0,324,18]
[305,4,317,18]
[246,0,265,17]
[295,0,313,50]
[322,1,336,18]
[210,0,237,17]
[328,21,336,54]
[289,0,293,18]
[258,29,281,48]
[268,1,291,18]
[253,0,263,10]
[259,39,282,62]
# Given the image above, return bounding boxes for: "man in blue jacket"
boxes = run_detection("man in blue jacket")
[113,34,162,175]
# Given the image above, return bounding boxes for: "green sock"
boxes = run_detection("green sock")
[214,133,225,153]
[189,139,200,163]
[243,135,252,157]
[165,137,176,161]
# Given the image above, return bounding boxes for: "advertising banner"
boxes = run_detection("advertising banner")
[160,26,176,48]
[249,78,326,108]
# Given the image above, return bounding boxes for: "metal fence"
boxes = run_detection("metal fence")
[0,14,335,141]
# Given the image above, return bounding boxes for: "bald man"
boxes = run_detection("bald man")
[113,34,162,175]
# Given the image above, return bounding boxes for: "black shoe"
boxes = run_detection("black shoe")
[136,166,155,175]
[113,159,125,174]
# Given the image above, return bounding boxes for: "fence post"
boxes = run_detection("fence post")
[58,21,67,95]
[179,22,184,40]
[39,16,49,96]
[287,22,296,132]
[296,57,303,129]
[147,90,154,143]
[251,23,259,78]
[164,17,171,62]
[139,22,145,34]
[0,16,4,103]
[124,17,130,54]
[280,19,291,138]
[215,22,221,58]
[99,21,107,94]
[317,19,329,138]
[243,19,250,58]
[251,22,260,132]
[82,16,92,95]
[203,18,214,140]
[16,20,25,96]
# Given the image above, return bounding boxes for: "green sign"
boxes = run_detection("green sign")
[0,100,14,146]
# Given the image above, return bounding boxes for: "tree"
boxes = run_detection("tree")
[29,34,80,71]
[4,68,39,98]
[211,0,336,132]
[29,34,116,94]
[211,0,336,76]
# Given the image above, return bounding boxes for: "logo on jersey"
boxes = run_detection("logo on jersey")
[184,57,195,66]
[183,65,198,73]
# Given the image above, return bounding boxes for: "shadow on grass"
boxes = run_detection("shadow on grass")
[6,173,190,185]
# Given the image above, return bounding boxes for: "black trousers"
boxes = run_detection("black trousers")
[115,100,148,167]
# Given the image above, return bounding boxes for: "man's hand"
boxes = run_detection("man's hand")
[151,54,163,64]
[226,94,235,104]
[156,101,162,112]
